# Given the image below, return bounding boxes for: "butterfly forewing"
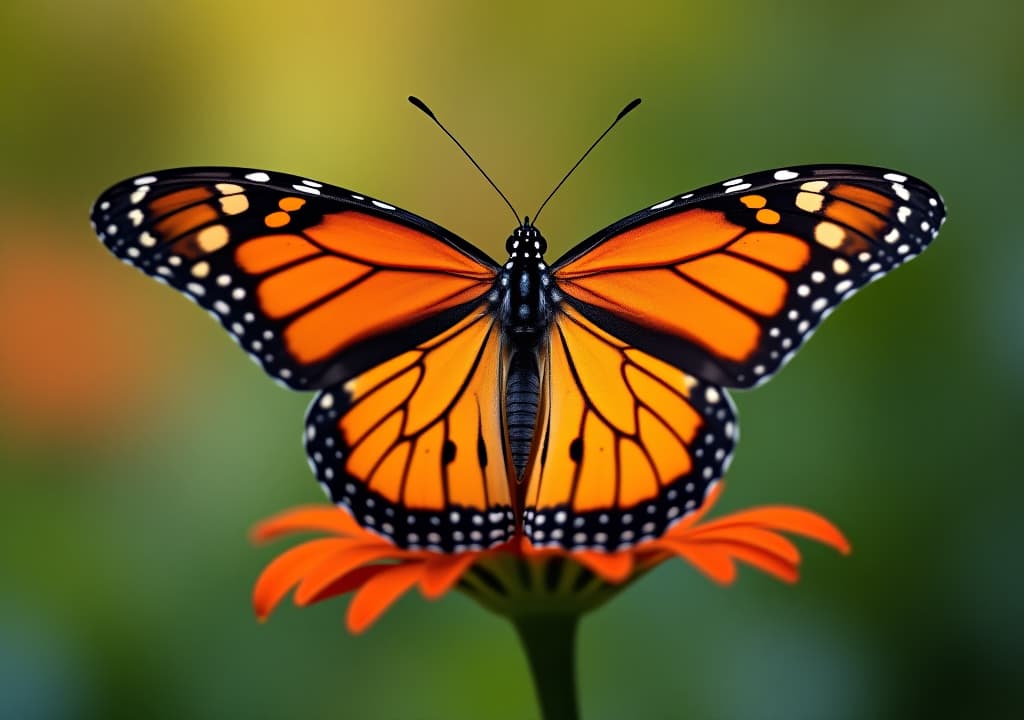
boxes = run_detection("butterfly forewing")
[90,168,498,390]
[553,165,946,388]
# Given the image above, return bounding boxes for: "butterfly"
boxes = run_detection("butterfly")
[90,105,944,554]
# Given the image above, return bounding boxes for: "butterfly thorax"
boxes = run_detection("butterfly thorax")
[497,222,554,349]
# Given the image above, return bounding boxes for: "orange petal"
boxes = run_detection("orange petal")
[695,506,851,554]
[657,538,737,584]
[252,538,352,620]
[250,505,367,543]
[572,550,636,584]
[712,541,800,583]
[294,543,404,605]
[347,562,425,634]
[689,526,801,564]
[418,553,479,599]
[305,564,395,605]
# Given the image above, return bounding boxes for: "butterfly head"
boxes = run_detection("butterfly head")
[506,218,547,258]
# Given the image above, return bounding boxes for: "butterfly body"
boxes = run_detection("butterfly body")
[92,163,944,553]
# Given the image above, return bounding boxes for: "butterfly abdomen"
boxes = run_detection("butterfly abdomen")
[506,350,541,479]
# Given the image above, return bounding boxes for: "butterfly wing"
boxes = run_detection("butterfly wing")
[304,307,515,550]
[92,168,513,548]
[91,168,499,390]
[524,165,944,550]
[522,303,735,550]
[552,165,945,388]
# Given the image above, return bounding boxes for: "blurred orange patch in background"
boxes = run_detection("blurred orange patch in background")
[0,211,179,450]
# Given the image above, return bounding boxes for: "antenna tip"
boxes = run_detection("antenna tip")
[618,98,642,120]
[408,96,435,119]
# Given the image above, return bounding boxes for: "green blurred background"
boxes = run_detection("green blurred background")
[1,1,1021,718]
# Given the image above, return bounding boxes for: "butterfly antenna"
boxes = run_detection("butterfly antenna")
[532,98,642,225]
[409,96,522,226]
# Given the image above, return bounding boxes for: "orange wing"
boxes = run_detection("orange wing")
[304,305,515,551]
[91,168,498,389]
[526,165,944,550]
[552,165,945,388]
[522,304,735,550]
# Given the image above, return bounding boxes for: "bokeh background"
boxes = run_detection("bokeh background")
[2,1,1021,718]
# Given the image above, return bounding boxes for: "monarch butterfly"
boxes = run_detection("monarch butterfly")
[90,98,944,553]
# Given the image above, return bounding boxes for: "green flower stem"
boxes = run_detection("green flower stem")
[513,613,580,720]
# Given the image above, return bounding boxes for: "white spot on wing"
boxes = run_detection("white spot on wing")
[245,172,270,182]
[371,200,396,210]
[883,172,908,182]
[133,175,157,185]
[650,199,673,210]
[293,184,320,195]
[774,169,799,181]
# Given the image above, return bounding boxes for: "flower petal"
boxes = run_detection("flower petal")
[305,564,396,605]
[347,562,425,634]
[419,553,479,599]
[294,543,404,605]
[657,539,738,584]
[694,507,851,554]
[710,541,800,583]
[250,505,367,543]
[689,526,801,564]
[252,538,353,620]
[572,550,636,584]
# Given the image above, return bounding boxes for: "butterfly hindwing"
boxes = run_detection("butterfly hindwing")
[304,305,515,551]
[522,304,736,551]
[553,165,945,388]
[91,168,498,390]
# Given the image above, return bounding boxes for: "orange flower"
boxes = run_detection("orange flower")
[252,482,850,633]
